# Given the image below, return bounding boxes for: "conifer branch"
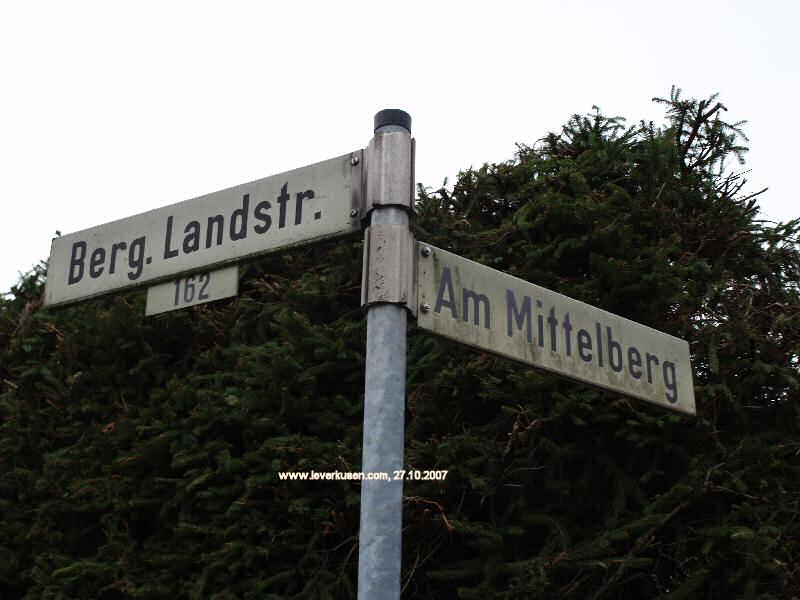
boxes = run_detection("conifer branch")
[588,463,723,600]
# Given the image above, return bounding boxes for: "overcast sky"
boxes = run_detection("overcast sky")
[1,1,797,295]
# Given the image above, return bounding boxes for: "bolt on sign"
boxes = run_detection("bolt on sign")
[415,243,695,415]
[43,151,363,307]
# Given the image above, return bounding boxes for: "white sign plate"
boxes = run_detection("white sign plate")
[44,151,362,307]
[416,243,695,415]
[145,265,238,316]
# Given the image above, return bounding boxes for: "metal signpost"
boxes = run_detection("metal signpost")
[357,110,415,599]
[43,110,696,599]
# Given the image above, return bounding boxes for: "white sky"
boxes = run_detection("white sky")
[1,0,797,295]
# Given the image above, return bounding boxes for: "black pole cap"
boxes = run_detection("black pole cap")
[374,109,411,133]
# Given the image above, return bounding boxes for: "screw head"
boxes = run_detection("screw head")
[351,155,360,166]
[421,246,432,257]
[350,208,359,218]
[421,303,431,313]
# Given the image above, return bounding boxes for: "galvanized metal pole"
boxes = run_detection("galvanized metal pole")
[357,110,413,600]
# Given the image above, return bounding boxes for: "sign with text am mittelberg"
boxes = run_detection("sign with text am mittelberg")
[414,243,695,415]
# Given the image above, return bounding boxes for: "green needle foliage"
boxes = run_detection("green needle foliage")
[2,88,798,599]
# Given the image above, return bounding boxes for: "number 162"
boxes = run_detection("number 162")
[173,273,211,306]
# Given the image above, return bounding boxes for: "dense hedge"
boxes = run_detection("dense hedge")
[2,89,798,598]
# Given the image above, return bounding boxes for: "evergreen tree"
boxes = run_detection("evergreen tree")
[1,88,798,598]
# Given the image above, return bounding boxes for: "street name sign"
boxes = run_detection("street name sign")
[415,243,695,415]
[34,110,695,600]
[145,265,238,316]
[44,151,363,307]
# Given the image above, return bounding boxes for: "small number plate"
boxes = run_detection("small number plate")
[145,265,238,316]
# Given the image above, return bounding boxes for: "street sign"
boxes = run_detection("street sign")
[145,265,238,316]
[415,243,695,415]
[33,110,697,600]
[44,151,363,307]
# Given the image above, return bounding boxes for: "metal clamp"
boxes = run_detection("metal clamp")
[365,132,415,214]
[360,223,415,310]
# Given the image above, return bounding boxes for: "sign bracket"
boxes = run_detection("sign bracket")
[360,223,414,310]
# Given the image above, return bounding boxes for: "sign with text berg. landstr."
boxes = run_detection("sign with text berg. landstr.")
[44,152,362,307]
[415,243,695,414]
